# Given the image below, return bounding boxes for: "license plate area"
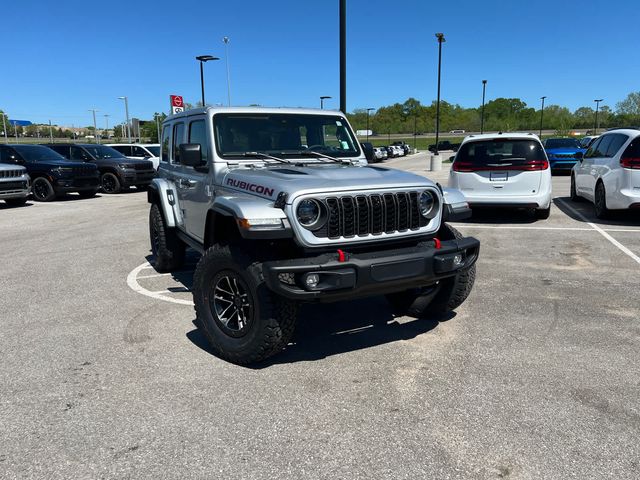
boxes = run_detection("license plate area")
[490,171,508,182]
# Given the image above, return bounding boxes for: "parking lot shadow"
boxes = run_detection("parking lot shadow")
[186,297,454,368]
[0,201,34,210]
[553,196,640,227]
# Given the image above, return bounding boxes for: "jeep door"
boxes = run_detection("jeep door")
[169,117,210,242]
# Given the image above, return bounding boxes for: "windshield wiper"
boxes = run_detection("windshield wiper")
[285,150,352,165]
[240,152,290,164]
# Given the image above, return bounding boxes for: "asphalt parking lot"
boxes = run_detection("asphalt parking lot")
[1,155,639,479]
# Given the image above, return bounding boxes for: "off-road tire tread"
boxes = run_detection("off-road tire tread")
[149,203,185,272]
[428,223,477,314]
[193,245,297,365]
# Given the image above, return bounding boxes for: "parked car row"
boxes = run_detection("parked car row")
[0,143,157,205]
[448,129,640,221]
[361,142,412,163]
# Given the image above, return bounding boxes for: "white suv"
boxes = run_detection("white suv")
[571,128,640,218]
[448,133,552,219]
[107,143,160,170]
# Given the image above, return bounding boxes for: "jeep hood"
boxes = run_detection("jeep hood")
[222,164,436,201]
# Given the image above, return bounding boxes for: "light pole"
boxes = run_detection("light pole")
[594,99,603,134]
[223,37,232,106]
[195,55,219,107]
[48,120,53,142]
[539,96,546,138]
[366,108,374,142]
[118,96,132,143]
[104,114,110,140]
[480,80,487,134]
[320,96,332,109]
[413,114,418,151]
[89,109,99,144]
[154,113,161,143]
[339,0,346,113]
[434,33,445,155]
[2,113,7,142]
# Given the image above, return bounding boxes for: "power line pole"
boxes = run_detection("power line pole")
[89,109,99,144]
[223,36,232,106]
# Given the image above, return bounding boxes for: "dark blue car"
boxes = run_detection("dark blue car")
[543,138,586,172]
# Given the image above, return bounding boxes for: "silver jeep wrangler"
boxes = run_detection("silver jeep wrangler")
[148,107,479,364]
[0,163,30,206]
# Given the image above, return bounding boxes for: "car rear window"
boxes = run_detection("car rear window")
[544,138,580,149]
[456,139,545,166]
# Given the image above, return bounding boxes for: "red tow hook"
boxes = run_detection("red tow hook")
[337,249,347,262]
[433,238,442,250]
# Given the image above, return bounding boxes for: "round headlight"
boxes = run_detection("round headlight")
[419,191,435,217]
[297,199,321,228]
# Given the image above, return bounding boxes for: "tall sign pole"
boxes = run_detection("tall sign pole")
[2,113,7,142]
[339,0,346,113]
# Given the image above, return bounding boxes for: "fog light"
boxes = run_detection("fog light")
[304,273,320,288]
[453,254,463,266]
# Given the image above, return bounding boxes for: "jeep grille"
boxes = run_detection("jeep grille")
[0,169,23,179]
[313,192,428,239]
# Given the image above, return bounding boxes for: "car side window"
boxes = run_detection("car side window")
[594,135,613,158]
[605,134,628,157]
[51,145,70,158]
[172,123,185,164]
[115,145,132,156]
[132,146,148,157]
[585,137,602,159]
[71,146,89,161]
[161,126,170,163]
[188,120,209,164]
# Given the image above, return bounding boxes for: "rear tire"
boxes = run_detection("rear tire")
[570,174,582,202]
[31,177,56,202]
[149,203,185,272]
[4,197,28,206]
[594,181,609,219]
[193,245,298,365]
[535,206,551,220]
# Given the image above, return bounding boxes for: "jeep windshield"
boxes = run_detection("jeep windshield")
[214,113,361,160]
[83,145,125,159]
[12,145,67,162]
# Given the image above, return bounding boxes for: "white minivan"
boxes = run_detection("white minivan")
[448,133,552,219]
[571,128,640,218]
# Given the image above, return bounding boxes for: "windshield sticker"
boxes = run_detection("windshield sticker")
[336,121,343,126]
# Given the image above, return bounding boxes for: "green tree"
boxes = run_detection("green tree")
[616,92,640,116]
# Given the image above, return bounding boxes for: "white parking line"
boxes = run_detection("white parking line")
[455,225,640,233]
[556,199,640,265]
[137,273,173,279]
[126,262,194,306]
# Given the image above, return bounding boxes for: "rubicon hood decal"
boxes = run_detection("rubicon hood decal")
[226,177,276,197]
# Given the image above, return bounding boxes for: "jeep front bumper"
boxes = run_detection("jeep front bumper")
[262,237,479,302]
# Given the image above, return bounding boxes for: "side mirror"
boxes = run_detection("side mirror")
[179,143,204,167]
[575,151,584,160]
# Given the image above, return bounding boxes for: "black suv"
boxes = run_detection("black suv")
[0,144,99,201]
[41,144,155,194]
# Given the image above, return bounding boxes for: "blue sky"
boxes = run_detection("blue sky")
[1,0,639,126]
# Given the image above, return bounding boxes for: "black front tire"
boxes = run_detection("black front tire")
[193,245,298,365]
[385,223,476,317]
[149,203,185,272]
[101,172,121,194]
[4,197,28,206]
[31,177,56,202]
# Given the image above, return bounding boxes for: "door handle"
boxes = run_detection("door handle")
[179,179,197,188]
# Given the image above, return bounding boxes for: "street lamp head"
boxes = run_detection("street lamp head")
[435,33,446,43]
[320,96,332,100]
[482,79,487,84]
[117,96,127,100]
[541,96,547,100]
[196,55,219,62]
[223,36,230,44]
[366,108,375,112]
[594,98,603,103]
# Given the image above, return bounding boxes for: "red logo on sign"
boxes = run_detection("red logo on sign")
[170,95,183,107]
